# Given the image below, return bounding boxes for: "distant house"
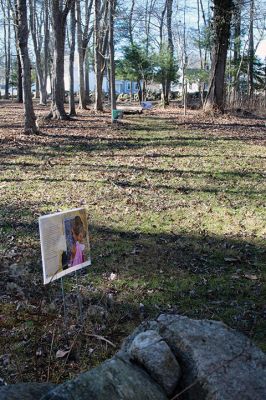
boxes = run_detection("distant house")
[0,55,138,98]
[115,80,138,94]
[63,52,138,95]
[172,68,209,95]
[172,82,200,94]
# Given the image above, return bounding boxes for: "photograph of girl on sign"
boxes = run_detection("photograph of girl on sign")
[71,216,86,266]
[63,215,87,269]
[39,208,91,284]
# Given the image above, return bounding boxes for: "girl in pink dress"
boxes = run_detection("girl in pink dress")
[71,216,86,267]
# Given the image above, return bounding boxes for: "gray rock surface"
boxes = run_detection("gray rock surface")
[122,314,266,399]
[156,314,266,400]
[0,383,56,400]
[42,355,167,400]
[1,314,265,400]
[129,330,181,396]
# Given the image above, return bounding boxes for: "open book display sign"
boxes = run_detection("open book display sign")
[39,208,91,284]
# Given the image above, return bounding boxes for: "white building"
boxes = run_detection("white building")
[64,52,138,95]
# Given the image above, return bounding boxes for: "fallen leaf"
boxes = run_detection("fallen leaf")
[56,349,70,359]
[109,273,117,281]
[88,348,94,355]
[244,274,258,281]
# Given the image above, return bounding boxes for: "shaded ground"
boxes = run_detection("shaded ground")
[0,100,265,384]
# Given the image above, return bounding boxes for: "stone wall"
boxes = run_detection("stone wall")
[1,314,265,400]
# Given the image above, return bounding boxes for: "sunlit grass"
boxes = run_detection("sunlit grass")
[0,104,265,383]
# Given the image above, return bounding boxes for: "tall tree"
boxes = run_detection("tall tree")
[85,48,91,103]
[94,0,108,111]
[49,0,74,119]
[12,1,23,102]
[248,0,254,99]
[16,0,38,133]
[1,0,11,99]
[117,44,152,103]
[16,48,23,102]
[231,0,242,102]
[127,0,135,100]
[204,0,233,112]
[94,0,103,111]
[128,0,135,46]
[28,0,49,105]
[144,0,156,55]
[160,0,174,106]
[68,0,76,115]
[181,0,188,111]
[76,0,93,109]
[108,0,116,114]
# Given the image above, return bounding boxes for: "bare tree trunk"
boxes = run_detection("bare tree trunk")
[182,0,187,109]
[14,3,23,103]
[204,0,233,113]
[81,0,93,107]
[197,0,204,106]
[77,0,86,109]
[44,0,49,100]
[137,80,142,104]
[232,0,242,104]
[28,0,47,105]
[128,0,135,46]
[85,49,91,104]
[248,0,254,101]
[159,1,167,107]
[16,0,38,133]
[1,0,11,99]
[16,49,23,102]
[49,0,74,120]
[142,80,146,102]
[10,0,23,102]
[94,0,103,111]
[6,6,11,99]
[109,0,116,116]
[144,0,156,55]
[34,71,40,98]
[165,0,173,106]
[130,80,133,101]
[69,0,76,116]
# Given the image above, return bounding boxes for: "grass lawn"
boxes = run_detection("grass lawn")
[0,101,265,383]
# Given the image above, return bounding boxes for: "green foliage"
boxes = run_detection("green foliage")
[185,68,209,84]
[116,43,179,91]
[116,44,153,82]
[229,55,266,91]
[153,43,179,85]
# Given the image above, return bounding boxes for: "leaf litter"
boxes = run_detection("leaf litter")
[0,101,265,384]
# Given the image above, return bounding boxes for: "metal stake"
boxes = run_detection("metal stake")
[60,277,67,325]
[75,270,83,324]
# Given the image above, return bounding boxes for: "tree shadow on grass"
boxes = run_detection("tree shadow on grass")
[1,199,264,278]
[1,161,264,181]
[0,139,211,161]
[0,199,265,383]
[1,198,264,288]
[143,113,266,126]
[0,197,266,383]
